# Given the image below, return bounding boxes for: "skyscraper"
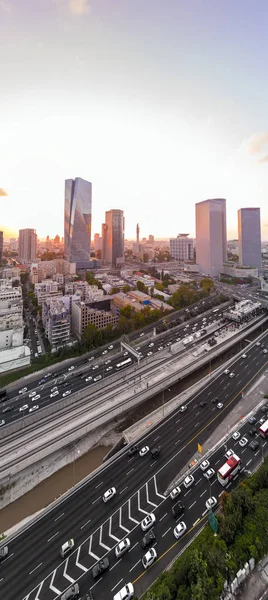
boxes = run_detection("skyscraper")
[136,223,140,244]
[195,198,227,277]
[170,234,194,262]
[0,231,3,261]
[102,209,124,267]
[238,207,261,272]
[64,177,92,265]
[18,229,37,262]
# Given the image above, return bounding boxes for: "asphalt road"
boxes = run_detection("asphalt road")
[1,336,268,600]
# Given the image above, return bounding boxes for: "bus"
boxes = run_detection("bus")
[217,453,242,487]
[116,358,132,370]
[259,419,268,438]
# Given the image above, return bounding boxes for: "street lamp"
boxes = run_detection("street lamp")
[72,443,80,487]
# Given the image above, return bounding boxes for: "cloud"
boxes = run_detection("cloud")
[68,0,91,15]
[258,155,268,164]
[0,0,12,12]
[242,132,268,154]
[0,188,8,196]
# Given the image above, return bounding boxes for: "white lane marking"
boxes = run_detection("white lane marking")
[215,459,221,465]
[194,422,200,428]
[50,570,61,594]
[193,518,200,527]
[200,490,206,498]
[175,418,180,424]
[177,426,182,433]
[126,468,134,476]
[110,559,122,571]
[129,541,139,552]
[111,579,124,591]
[128,498,139,524]
[138,489,149,515]
[1,552,14,562]
[154,474,165,498]
[154,435,160,441]
[91,578,103,590]
[88,537,100,561]
[246,459,252,466]
[92,495,101,504]
[195,478,202,486]
[159,512,168,522]
[202,509,207,517]
[175,439,181,445]
[95,481,103,489]
[29,562,42,575]
[109,516,120,542]
[184,489,191,497]
[47,531,59,542]
[81,518,91,530]
[196,411,200,416]
[99,525,111,550]
[146,481,157,508]
[63,557,75,583]
[54,512,64,522]
[129,559,141,572]
[119,507,130,533]
[76,546,88,572]
[189,501,196,509]
[120,486,128,495]
[162,527,171,537]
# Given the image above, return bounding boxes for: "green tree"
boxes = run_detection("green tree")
[189,549,215,600]
[136,280,147,293]
[200,278,214,292]
[122,285,131,293]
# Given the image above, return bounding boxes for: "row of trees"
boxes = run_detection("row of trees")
[142,457,268,600]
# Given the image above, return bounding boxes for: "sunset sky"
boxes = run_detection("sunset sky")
[1,0,268,240]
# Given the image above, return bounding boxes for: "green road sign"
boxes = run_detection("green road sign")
[208,510,218,533]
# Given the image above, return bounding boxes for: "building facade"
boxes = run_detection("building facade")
[64,177,92,265]
[170,234,194,262]
[0,280,30,373]
[0,231,3,261]
[72,300,118,339]
[102,209,124,267]
[238,207,261,273]
[42,298,70,348]
[18,228,37,262]
[195,198,227,277]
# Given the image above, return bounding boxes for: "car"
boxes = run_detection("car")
[113,583,134,600]
[249,440,259,451]
[85,376,92,382]
[229,372,235,378]
[248,416,257,424]
[263,349,268,354]
[88,356,95,361]
[92,365,99,370]
[139,446,149,457]
[34,394,41,401]
[105,359,111,364]
[0,546,8,561]
[102,350,108,355]
[108,345,114,350]
[141,528,156,549]
[224,369,230,375]
[19,404,28,412]
[200,459,210,471]
[173,521,187,539]
[142,547,157,569]
[256,341,261,346]
[205,496,217,510]
[200,400,207,407]
[248,427,257,436]
[0,419,5,426]
[128,445,139,456]
[63,390,72,397]
[151,446,160,458]
[239,436,248,447]
[92,557,110,578]
[261,343,265,348]
[139,332,145,337]
[68,366,74,371]
[147,351,153,357]
[61,585,80,600]
[171,500,184,518]
[259,416,266,424]
[51,386,58,392]
[158,346,163,351]
[29,405,39,412]
[180,405,187,413]
[217,402,223,409]
[141,513,156,531]
[19,387,27,394]
[204,468,215,480]
[38,378,46,385]
[29,391,36,398]
[242,354,247,359]
[94,375,102,382]
[170,486,181,500]
[211,396,219,404]
[60,539,75,558]
[183,474,194,489]
[115,538,131,558]
[232,431,240,441]
[261,404,268,413]
[224,449,234,459]
[50,390,59,398]
[103,487,116,502]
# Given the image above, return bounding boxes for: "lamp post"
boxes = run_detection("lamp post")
[162,389,165,417]
[72,443,80,487]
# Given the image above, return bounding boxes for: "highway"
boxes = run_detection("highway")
[0,335,268,600]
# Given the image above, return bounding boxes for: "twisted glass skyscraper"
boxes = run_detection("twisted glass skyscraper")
[64,177,92,265]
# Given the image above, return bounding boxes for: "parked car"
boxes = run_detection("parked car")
[92,557,109,578]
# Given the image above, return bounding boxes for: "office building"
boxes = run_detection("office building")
[64,177,92,265]
[42,298,70,348]
[195,198,227,277]
[238,207,261,273]
[0,280,30,373]
[72,300,118,339]
[136,223,140,244]
[18,229,37,262]
[0,231,3,261]
[170,234,194,262]
[102,209,124,267]
[94,233,102,253]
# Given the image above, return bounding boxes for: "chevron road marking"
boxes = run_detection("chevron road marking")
[137,489,149,515]
[128,498,139,524]
[75,546,88,572]
[88,537,99,561]
[49,570,61,594]
[146,481,157,508]
[34,580,44,600]
[63,558,75,583]
[99,525,110,551]
[154,474,166,499]
[109,516,120,542]
[119,507,130,533]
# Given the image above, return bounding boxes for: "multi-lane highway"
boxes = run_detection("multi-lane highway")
[1,335,268,600]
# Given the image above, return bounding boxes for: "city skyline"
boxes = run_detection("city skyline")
[1,1,268,240]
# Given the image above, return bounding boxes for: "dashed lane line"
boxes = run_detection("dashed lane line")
[29,563,42,576]
[54,512,64,522]
[80,518,91,530]
[47,532,59,543]
[111,578,123,592]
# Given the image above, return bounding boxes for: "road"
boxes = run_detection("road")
[0,336,268,600]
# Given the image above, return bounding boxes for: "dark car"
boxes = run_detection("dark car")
[172,500,184,519]
[261,405,268,413]
[128,445,139,457]
[80,592,94,600]
[2,406,12,414]
[61,585,80,600]
[151,446,161,458]
[248,428,257,436]
[211,397,219,404]
[141,528,156,549]
[249,440,259,451]
[248,416,257,424]
[92,557,109,578]
[200,401,207,407]
[63,382,69,387]
[0,546,8,561]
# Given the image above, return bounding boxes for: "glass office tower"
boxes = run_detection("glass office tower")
[102,210,124,267]
[64,178,92,264]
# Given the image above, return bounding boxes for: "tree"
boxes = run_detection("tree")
[111,287,120,295]
[136,280,147,293]
[189,549,215,600]
[82,323,101,348]
[122,285,131,293]
[200,278,214,292]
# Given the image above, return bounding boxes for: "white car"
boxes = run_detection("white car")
[224,449,234,459]
[204,468,215,480]
[88,356,94,361]
[106,366,113,372]
[173,521,187,539]
[229,372,235,378]
[85,376,92,382]
[142,548,157,569]
[105,359,111,364]
[115,538,131,558]
[62,390,72,397]
[19,404,28,412]
[256,342,261,346]
[200,459,210,472]
[29,391,36,398]
[139,446,149,457]
[123,351,128,356]
[158,346,163,351]
[102,350,108,355]
[147,351,153,357]
[148,343,154,348]
[92,365,99,370]
[94,375,102,382]
[141,513,156,531]
[108,345,114,350]
[51,386,58,392]
[29,404,39,412]
[224,369,230,375]
[263,349,268,354]
[180,405,187,413]
[206,496,217,510]
[60,538,75,558]
[19,387,27,394]
[68,366,74,371]
[217,403,223,409]
[242,354,247,359]
[140,332,145,337]
[50,390,59,398]
[113,583,134,600]
[170,486,181,500]
[239,436,248,448]
[232,431,240,441]
[0,419,5,426]
[183,474,194,489]
[34,394,41,401]
[103,487,116,502]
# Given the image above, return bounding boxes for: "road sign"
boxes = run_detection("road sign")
[208,510,218,534]
[198,443,202,454]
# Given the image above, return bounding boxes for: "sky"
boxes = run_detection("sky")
[0,0,268,241]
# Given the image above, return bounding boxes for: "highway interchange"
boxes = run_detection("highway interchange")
[1,331,268,600]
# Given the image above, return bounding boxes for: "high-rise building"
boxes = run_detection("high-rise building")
[136,223,140,244]
[102,209,124,267]
[148,235,154,244]
[170,234,194,262]
[195,198,227,277]
[64,177,92,265]
[238,207,261,272]
[0,231,3,261]
[94,233,102,253]
[18,229,37,262]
